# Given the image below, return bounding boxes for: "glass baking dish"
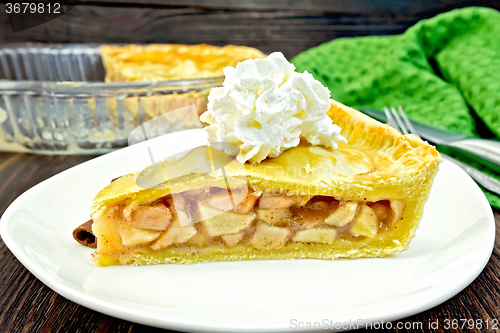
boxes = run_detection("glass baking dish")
[0,43,223,154]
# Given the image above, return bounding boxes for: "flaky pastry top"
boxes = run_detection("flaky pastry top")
[91,100,441,213]
[101,44,267,82]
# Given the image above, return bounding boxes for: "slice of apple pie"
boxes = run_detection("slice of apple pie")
[88,100,441,266]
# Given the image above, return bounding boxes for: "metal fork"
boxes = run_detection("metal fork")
[385,106,500,196]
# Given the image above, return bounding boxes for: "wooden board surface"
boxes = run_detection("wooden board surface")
[1,1,499,59]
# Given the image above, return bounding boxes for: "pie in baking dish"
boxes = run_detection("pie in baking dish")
[100,44,267,82]
[87,100,441,266]
[100,44,267,122]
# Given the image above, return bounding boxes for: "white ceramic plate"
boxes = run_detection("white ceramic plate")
[1,129,495,333]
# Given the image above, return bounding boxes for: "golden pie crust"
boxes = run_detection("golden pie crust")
[90,100,441,266]
[100,44,267,82]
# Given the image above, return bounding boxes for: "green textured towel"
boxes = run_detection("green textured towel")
[292,7,500,209]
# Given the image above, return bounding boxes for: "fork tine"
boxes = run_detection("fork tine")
[384,107,399,130]
[390,106,409,135]
[398,106,421,139]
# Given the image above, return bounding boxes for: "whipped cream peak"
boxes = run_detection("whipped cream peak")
[200,52,346,163]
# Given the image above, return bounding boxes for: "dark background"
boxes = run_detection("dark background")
[1,0,500,59]
[1,1,500,333]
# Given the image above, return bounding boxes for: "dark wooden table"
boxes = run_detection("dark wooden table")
[0,155,499,333]
[1,1,500,332]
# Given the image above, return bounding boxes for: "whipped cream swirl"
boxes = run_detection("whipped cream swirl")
[200,52,346,163]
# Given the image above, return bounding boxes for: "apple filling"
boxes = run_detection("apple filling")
[108,187,405,252]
